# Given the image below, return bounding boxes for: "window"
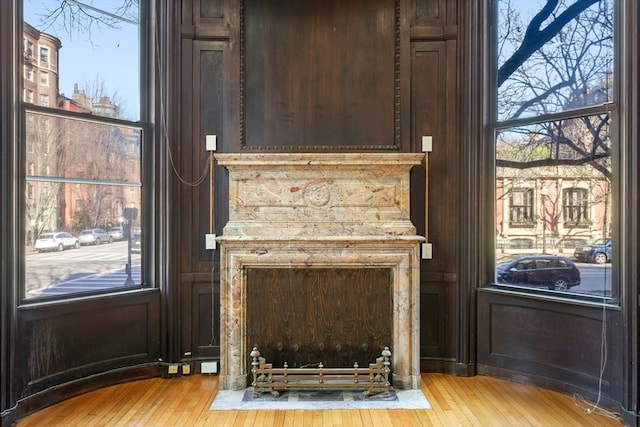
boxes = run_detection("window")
[492,1,614,299]
[25,89,33,103]
[563,188,590,224]
[39,46,48,63]
[25,65,33,81]
[22,0,144,301]
[509,188,534,225]
[26,40,33,57]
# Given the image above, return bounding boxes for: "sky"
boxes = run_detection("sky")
[24,0,140,120]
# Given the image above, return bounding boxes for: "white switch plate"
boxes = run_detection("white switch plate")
[206,134,217,151]
[422,243,433,259]
[422,136,432,152]
[205,234,216,250]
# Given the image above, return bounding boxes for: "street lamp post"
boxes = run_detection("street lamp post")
[541,186,548,254]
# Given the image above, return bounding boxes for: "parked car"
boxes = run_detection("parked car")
[573,238,611,264]
[109,226,124,241]
[496,255,581,291]
[78,228,112,245]
[34,232,80,252]
[131,231,141,253]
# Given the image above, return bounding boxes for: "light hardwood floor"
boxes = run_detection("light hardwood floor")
[17,373,623,426]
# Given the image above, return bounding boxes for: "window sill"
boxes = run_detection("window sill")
[479,284,619,309]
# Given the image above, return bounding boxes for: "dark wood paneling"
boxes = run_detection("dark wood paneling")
[411,41,457,273]
[419,275,459,364]
[420,283,445,357]
[199,0,224,19]
[246,268,392,370]
[243,0,397,150]
[182,0,233,35]
[477,289,623,403]
[180,274,220,362]
[410,0,447,26]
[15,290,161,397]
[179,40,228,272]
[410,34,460,363]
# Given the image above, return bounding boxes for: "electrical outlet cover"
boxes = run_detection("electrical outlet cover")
[201,361,218,374]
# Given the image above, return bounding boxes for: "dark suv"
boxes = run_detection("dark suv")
[573,238,611,264]
[496,255,581,291]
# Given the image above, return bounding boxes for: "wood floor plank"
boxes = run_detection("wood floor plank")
[16,373,622,426]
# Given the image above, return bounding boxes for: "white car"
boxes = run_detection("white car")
[109,226,124,241]
[78,228,112,245]
[34,232,80,252]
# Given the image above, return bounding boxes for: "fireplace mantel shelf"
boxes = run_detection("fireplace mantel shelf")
[217,235,425,242]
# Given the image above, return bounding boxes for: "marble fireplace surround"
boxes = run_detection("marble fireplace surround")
[215,152,425,391]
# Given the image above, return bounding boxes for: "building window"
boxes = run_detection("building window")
[39,46,48,63]
[509,188,534,225]
[26,40,33,57]
[22,1,145,301]
[492,1,615,299]
[563,188,590,224]
[25,65,33,81]
[25,89,33,103]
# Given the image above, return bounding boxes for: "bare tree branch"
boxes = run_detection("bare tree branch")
[498,0,599,88]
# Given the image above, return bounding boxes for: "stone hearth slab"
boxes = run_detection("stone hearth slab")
[210,388,431,410]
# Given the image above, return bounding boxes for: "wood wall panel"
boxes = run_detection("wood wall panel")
[411,0,447,25]
[180,41,228,272]
[410,36,459,365]
[420,283,445,357]
[419,275,459,370]
[477,290,623,402]
[15,291,160,397]
[243,0,397,150]
[411,41,457,274]
[199,0,224,19]
[180,274,220,362]
[182,0,232,33]
[489,304,607,375]
[197,47,223,265]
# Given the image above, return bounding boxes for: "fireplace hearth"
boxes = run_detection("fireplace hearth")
[216,153,424,390]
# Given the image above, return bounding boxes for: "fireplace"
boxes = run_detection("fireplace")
[216,153,424,390]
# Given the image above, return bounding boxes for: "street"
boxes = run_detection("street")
[25,240,141,299]
[570,262,613,297]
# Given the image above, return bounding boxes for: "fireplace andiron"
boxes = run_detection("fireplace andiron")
[250,346,392,398]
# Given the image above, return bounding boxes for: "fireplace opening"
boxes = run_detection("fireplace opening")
[246,267,392,384]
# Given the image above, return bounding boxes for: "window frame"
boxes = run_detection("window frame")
[18,0,154,303]
[487,0,619,302]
